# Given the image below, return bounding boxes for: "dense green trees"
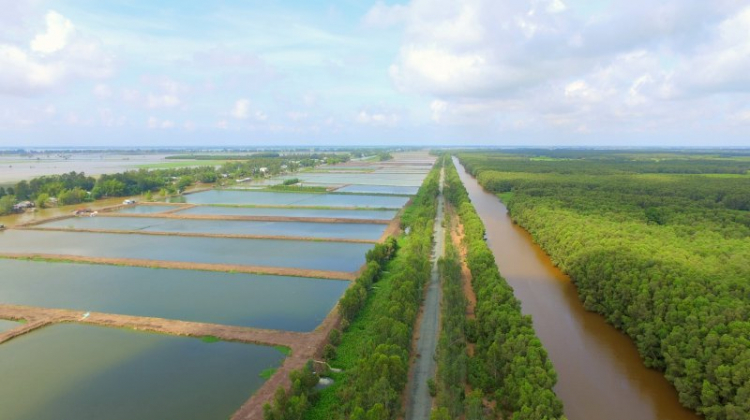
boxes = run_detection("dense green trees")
[292,162,441,420]
[433,237,471,418]
[458,151,750,420]
[0,155,334,215]
[444,159,565,420]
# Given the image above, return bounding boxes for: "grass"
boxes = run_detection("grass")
[260,367,278,380]
[201,335,221,343]
[275,345,292,356]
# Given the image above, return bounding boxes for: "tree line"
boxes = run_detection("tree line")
[0,155,327,215]
[443,158,566,420]
[458,150,750,420]
[264,161,442,420]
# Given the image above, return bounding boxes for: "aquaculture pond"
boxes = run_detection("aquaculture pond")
[0,319,18,333]
[292,173,427,186]
[0,230,371,272]
[334,185,419,195]
[174,205,397,220]
[0,259,348,331]
[115,205,179,214]
[37,216,387,241]
[184,190,409,208]
[0,324,285,420]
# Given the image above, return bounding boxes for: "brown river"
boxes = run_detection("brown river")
[453,158,700,420]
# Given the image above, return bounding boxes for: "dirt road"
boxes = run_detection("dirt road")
[404,166,445,420]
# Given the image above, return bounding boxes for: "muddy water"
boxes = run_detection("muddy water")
[453,158,700,420]
[0,323,284,420]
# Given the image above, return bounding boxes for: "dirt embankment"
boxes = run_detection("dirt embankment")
[0,253,356,281]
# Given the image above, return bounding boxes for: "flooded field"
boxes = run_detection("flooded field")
[0,259,346,331]
[0,319,18,333]
[334,185,418,195]
[36,216,387,241]
[173,205,397,220]
[0,324,285,420]
[184,190,409,208]
[116,205,178,214]
[0,229,371,272]
[0,153,173,186]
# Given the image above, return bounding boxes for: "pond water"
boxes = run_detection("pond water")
[174,205,397,220]
[0,230,371,272]
[292,173,426,186]
[0,323,284,420]
[184,190,409,208]
[335,185,419,195]
[37,216,386,241]
[0,259,348,331]
[0,319,18,333]
[115,205,178,214]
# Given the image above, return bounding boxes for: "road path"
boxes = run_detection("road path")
[405,165,445,420]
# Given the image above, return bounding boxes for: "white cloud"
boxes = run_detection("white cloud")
[30,11,74,54]
[147,116,174,129]
[546,0,567,14]
[231,99,250,119]
[356,109,400,126]
[363,1,409,28]
[385,0,750,136]
[255,110,268,121]
[0,9,113,96]
[147,93,180,108]
[93,83,112,98]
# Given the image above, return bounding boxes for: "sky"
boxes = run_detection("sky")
[1,0,749,147]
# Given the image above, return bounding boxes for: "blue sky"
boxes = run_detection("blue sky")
[1,0,749,147]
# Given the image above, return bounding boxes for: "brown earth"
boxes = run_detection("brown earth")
[0,253,356,281]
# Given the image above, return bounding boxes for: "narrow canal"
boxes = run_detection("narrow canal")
[453,157,700,420]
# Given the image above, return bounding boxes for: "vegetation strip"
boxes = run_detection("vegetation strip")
[0,254,356,281]
[444,157,566,419]
[457,151,750,420]
[262,159,441,420]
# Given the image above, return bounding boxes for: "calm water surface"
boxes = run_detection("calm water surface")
[0,319,18,333]
[0,259,347,331]
[38,216,386,240]
[335,185,418,195]
[115,205,178,214]
[175,205,397,220]
[0,324,284,420]
[0,229,371,272]
[454,158,700,420]
[185,190,408,208]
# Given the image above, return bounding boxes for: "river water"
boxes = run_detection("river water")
[453,158,699,420]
